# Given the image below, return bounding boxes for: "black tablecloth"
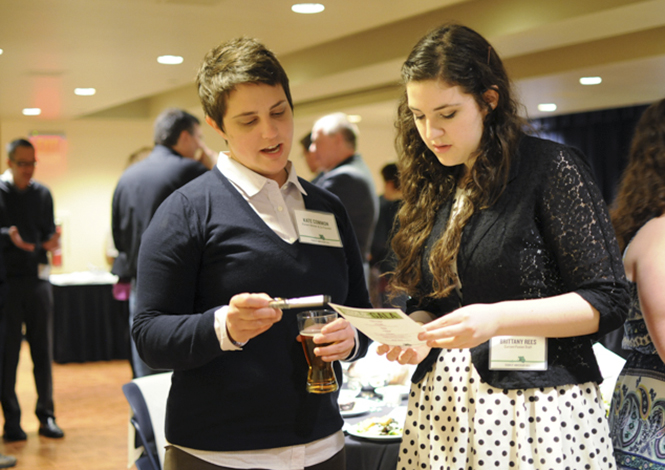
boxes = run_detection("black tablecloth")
[344,400,403,470]
[345,433,400,470]
[52,283,131,363]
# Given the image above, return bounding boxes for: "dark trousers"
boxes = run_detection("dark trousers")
[164,445,346,470]
[1,278,55,430]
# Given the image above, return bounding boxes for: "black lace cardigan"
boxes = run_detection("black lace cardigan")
[409,134,629,389]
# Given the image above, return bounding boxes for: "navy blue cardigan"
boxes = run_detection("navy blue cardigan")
[133,167,371,451]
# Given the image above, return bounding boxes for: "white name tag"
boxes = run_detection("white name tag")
[489,336,547,371]
[295,210,343,247]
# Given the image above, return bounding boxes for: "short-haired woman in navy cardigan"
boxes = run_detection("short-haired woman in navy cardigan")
[133,37,371,470]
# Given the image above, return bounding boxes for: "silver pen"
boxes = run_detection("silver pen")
[269,294,331,310]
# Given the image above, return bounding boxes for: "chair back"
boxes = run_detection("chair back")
[122,372,172,470]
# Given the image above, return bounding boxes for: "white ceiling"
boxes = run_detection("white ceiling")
[1,0,664,124]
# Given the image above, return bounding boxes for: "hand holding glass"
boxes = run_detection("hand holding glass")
[297,310,339,394]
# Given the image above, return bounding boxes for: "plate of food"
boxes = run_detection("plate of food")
[339,397,372,418]
[345,413,404,441]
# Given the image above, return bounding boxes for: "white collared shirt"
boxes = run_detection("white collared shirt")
[216,152,307,244]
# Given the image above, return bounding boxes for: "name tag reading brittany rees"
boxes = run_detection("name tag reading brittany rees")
[295,210,343,247]
[328,303,426,347]
[489,336,548,371]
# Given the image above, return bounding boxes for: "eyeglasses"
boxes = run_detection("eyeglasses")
[10,160,36,168]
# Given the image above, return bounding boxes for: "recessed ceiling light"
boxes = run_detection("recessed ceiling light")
[537,103,557,112]
[157,55,184,65]
[22,108,42,116]
[291,3,325,14]
[74,88,96,96]
[347,114,362,123]
[0,49,3,55]
[579,76,602,85]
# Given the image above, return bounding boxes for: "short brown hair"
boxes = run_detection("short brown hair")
[6,138,34,159]
[153,108,199,147]
[196,37,293,131]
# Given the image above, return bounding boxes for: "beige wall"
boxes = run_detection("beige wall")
[1,111,397,274]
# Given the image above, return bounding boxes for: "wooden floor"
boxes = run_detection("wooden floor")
[1,342,136,470]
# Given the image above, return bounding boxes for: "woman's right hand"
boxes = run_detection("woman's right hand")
[376,343,431,365]
[226,293,282,344]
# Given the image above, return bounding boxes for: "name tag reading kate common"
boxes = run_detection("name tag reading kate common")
[295,210,343,247]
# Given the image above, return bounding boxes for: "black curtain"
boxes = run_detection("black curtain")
[529,103,650,205]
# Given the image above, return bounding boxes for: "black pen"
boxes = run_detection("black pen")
[269,294,331,310]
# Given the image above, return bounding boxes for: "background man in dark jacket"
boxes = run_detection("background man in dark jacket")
[111,108,214,377]
[0,138,63,443]
[309,112,378,285]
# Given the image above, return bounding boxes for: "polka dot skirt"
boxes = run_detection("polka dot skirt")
[397,348,616,470]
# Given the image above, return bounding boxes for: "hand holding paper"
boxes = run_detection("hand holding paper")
[327,303,426,347]
[376,342,432,366]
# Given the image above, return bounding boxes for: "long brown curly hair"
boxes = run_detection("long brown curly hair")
[611,98,665,252]
[390,24,525,301]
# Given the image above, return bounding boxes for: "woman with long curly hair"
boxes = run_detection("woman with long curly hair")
[608,98,665,469]
[377,23,629,469]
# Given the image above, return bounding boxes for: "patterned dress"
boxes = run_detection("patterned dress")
[609,282,665,469]
[398,348,614,470]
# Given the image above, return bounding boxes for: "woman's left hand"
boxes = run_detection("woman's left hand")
[419,303,500,349]
[300,318,356,362]
[376,343,431,365]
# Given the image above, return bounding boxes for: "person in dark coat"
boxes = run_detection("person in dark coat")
[133,37,371,470]
[0,220,17,467]
[111,108,214,377]
[0,138,63,443]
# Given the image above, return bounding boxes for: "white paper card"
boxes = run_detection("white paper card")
[328,303,426,347]
[489,336,547,371]
[295,210,343,247]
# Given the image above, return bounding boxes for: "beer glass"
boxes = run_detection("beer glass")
[297,310,339,394]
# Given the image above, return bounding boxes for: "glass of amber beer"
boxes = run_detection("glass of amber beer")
[297,310,339,394]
